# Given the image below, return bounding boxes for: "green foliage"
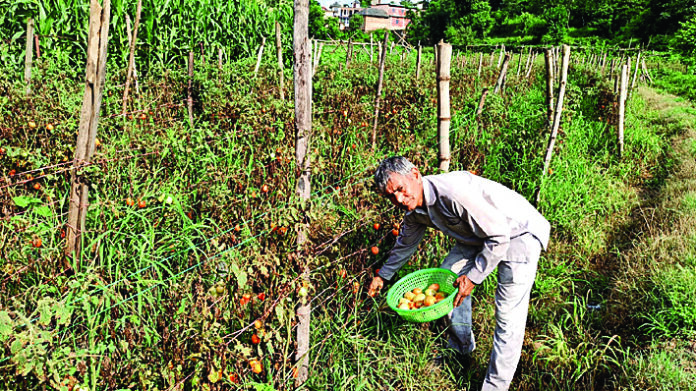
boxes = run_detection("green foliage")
[671,15,696,72]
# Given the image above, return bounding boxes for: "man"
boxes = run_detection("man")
[367,156,550,391]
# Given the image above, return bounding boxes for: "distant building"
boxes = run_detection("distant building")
[328,0,418,32]
[322,6,334,19]
[362,0,412,32]
[330,1,362,30]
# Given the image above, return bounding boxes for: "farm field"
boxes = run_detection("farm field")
[2,2,696,390]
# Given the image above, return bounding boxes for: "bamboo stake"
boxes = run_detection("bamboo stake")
[516,50,523,76]
[254,37,266,77]
[218,47,223,69]
[122,0,142,116]
[544,49,555,129]
[496,44,505,68]
[537,44,570,205]
[436,41,452,172]
[293,0,312,383]
[618,64,628,158]
[525,52,536,79]
[415,44,422,80]
[371,32,389,150]
[24,18,34,95]
[66,0,111,265]
[370,34,373,62]
[642,59,653,84]
[276,21,285,100]
[476,88,489,120]
[34,34,40,59]
[187,52,194,127]
[493,53,511,94]
[628,51,641,99]
[345,37,352,68]
[477,52,483,79]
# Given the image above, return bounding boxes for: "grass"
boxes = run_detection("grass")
[2,43,696,391]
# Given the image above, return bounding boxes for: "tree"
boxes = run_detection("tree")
[407,0,493,45]
[309,0,344,39]
[672,14,696,72]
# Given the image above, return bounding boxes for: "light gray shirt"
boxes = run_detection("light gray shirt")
[377,171,551,284]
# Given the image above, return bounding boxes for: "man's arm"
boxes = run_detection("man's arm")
[376,217,427,281]
[450,193,511,285]
[368,216,427,297]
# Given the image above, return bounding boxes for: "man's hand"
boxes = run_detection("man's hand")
[453,275,476,307]
[367,276,384,297]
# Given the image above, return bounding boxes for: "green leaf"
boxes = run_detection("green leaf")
[230,262,247,288]
[0,311,14,340]
[10,339,24,354]
[12,195,41,208]
[34,205,53,218]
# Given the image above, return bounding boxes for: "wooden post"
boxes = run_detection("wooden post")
[313,42,323,77]
[371,32,389,150]
[415,44,422,80]
[477,52,483,78]
[218,47,223,69]
[497,44,505,68]
[525,52,536,79]
[276,21,285,100]
[436,41,452,172]
[628,51,641,99]
[618,64,628,158]
[642,59,653,84]
[544,49,555,129]
[187,52,194,127]
[600,52,608,75]
[66,0,111,264]
[254,36,266,77]
[516,50,523,76]
[476,88,489,120]
[345,37,352,68]
[493,53,511,94]
[24,18,34,95]
[489,49,495,67]
[370,34,373,62]
[537,44,570,205]
[122,0,142,116]
[34,34,40,59]
[293,0,312,384]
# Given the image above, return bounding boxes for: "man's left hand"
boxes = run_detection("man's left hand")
[453,275,476,307]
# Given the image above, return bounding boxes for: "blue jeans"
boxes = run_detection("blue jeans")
[439,233,542,391]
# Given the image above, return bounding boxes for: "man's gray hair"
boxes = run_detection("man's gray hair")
[374,156,415,193]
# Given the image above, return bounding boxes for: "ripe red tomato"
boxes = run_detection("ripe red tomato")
[373,223,380,230]
[392,229,399,236]
[33,238,42,248]
[33,183,41,190]
[261,184,270,193]
[370,246,379,255]
[251,334,261,344]
[138,200,146,208]
[126,198,135,207]
[257,292,265,301]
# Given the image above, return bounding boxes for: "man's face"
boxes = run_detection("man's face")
[383,168,423,212]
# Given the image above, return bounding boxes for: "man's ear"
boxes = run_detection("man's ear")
[411,167,420,178]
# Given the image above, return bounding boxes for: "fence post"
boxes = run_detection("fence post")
[477,52,483,79]
[254,36,266,78]
[66,0,111,265]
[24,18,34,95]
[122,0,142,116]
[371,32,389,150]
[436,40,452,172]
[628,51,641,100]
[493,53,511,94]
[415,44,422,80]
[618,64,628,158]
[293,0,312,384]
[276,21,285,100]
[537,44,570,205]
[187,51,194,127]
[544,49,555,129]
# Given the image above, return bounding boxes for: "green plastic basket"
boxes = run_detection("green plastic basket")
[386,268,458,323]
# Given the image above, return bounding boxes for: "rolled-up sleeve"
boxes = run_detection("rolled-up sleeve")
[376,216,426,281]
[451,196,510,284]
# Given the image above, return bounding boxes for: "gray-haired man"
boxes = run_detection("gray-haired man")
[367,156,550,391]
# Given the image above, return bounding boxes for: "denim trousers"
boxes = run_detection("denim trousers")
[439,233,542,391]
